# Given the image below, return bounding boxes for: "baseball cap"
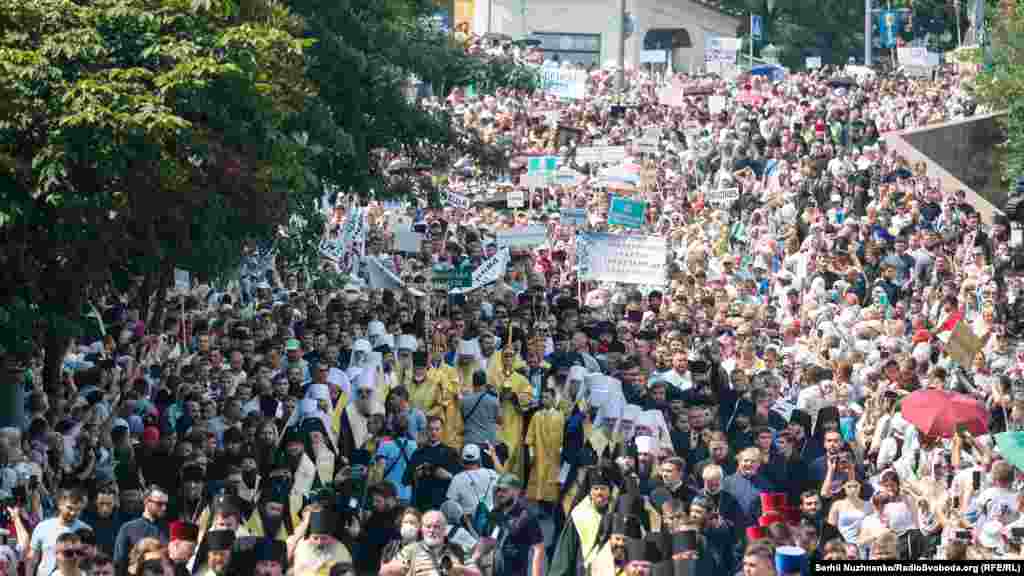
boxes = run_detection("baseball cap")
[462,444,481,462]
[285,339,301,352]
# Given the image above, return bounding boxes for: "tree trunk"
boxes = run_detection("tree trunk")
[0,357,27,430]
[42,324,70,395]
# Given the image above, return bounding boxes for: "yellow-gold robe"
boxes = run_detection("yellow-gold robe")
[490,354,531,481]
[525,408,565,503]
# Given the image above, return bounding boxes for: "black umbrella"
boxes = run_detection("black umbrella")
[828,77,855,88]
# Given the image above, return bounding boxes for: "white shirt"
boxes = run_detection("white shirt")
[446,467,499,516]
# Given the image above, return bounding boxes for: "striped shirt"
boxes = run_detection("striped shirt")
[396,541,466,576]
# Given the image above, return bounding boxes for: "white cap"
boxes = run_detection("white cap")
[462,444,481,462]
[353,339,372,354]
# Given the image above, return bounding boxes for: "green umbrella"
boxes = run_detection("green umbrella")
[995,432,1024,472]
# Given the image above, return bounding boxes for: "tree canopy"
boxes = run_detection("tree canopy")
[0,0,535,383]
[715,0,978,68]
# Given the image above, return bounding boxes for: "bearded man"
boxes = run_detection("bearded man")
[550,468,614,576]
[380,510,479,576]
[242,488,290,542]
[588,514,642,576]
[290,510,353,576]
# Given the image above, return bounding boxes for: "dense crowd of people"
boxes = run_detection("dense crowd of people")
[2,33,1021,576]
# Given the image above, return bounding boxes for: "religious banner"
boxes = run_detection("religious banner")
[365,257,405,290]
[540,67,588,99]
[577,233,668,285]
[471,246,510,289]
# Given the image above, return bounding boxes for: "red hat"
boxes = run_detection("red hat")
[142,426,160,448]
[746,526,765,541]
[759,512,784,528]
[170,521,199,543]
[760,492,787,515]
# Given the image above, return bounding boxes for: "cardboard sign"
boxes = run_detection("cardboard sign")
[575,146,627,165]
[496,226,547,249]
[507,189,526,208]
[608,196,646,228]
[540,67,588,100]
[707,187,740,206]
[560,208,587,226]
[577,233,668,286]
[446,191,471,210]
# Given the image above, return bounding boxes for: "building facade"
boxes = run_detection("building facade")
[469,0,741,73]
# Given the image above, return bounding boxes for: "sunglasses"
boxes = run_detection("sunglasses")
[59,548,85,558]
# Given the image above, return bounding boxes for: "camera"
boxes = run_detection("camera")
[439,553,456,576]
[417,463,435,478]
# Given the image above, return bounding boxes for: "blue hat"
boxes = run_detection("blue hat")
[775,546,807,575]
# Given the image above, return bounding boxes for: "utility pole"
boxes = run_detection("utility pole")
[616,0,626,91]
[864,0,872,66]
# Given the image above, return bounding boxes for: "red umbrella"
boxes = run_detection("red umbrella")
[900,389,989,438]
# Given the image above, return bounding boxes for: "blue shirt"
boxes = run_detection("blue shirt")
[375,437,416,502]
[30,517,91,576]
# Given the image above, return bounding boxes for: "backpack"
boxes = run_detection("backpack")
[466,471,496,536]
[471,498,490,536]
